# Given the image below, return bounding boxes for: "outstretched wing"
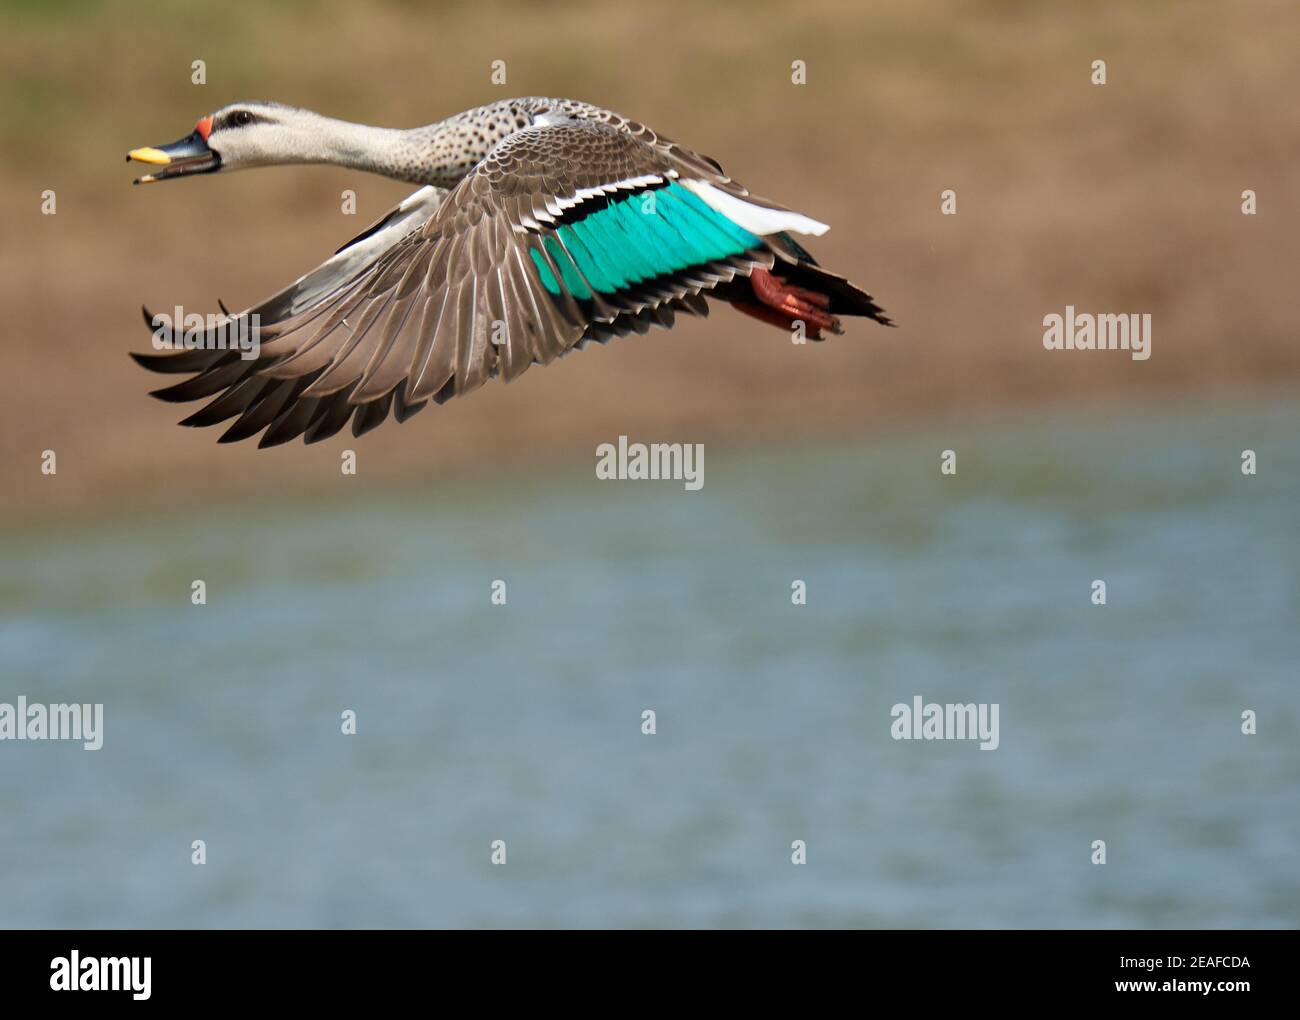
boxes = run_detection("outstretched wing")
[132,185,450,445]
[134,120,823,446]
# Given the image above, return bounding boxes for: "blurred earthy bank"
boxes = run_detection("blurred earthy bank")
[1,0,1296,520]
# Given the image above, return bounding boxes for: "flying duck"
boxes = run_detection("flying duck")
[126,98,892,446]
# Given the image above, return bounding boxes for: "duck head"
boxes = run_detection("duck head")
[126,101,308,184]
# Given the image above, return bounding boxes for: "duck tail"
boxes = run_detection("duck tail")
[728,233,893,338]
[767,231,893,325]
[768,259,894,327]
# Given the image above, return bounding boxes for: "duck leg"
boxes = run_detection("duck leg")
[733,267,842,337]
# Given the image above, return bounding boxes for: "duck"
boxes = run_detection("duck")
[126,98,892,447]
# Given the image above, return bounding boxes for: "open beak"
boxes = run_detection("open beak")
[125,130,220,184]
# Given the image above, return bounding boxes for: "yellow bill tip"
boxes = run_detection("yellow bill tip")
[127,147,172,166]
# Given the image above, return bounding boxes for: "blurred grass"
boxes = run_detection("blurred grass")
[0,0,1221,169]
[1,0,1298,519]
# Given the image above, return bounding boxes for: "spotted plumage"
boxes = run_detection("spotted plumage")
[126,98,892,446]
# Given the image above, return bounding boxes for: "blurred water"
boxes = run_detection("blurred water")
[1,402,1297,929]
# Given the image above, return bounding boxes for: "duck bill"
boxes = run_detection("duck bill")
[126,130,221,184]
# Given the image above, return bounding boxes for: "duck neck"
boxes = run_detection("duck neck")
[307,100,557,188]
[301,112,495,188]
[303,116,434,185]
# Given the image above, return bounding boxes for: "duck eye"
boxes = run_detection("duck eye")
[230,110,254,127]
